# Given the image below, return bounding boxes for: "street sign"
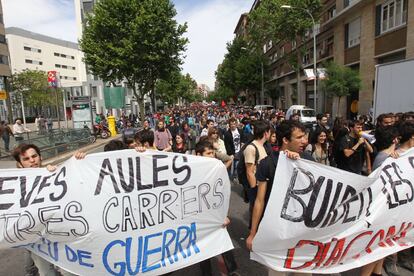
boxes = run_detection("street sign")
[0,90,7,100]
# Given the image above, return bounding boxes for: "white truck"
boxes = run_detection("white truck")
[373,59,414,120]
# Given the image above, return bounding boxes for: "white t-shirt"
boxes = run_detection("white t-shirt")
[232,129,241,153]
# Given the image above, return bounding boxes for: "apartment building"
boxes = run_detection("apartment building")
[6,27,85,88]
[0,2,11,121]
[238,0,413,117]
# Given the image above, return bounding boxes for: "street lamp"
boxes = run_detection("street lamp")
[281,5,318,111]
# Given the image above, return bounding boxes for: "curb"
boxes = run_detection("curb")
[43,134,121,166]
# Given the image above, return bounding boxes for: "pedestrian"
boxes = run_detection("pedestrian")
[246,120,313,276]
[13,118,31,145]
[241,120,270,224]
[223,117,244,180]
[194,139,240,276]
[171,133,187,154]
[305,128,330,166]
[47,117,53,131]
[38,115,46,134]
[335,120,373,174]
[12,144,85,276]
[0,121,13,152]
[154,120,172,151]
[181,121,197,154]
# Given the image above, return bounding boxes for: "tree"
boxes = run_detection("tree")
[80,0,188,122]
[215,37,265,103]
[10,70,61,115]
[320,61,362,116]
[249,0,322,96]
[155,71,200,105]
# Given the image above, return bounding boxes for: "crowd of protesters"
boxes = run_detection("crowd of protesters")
[9,103,414,276]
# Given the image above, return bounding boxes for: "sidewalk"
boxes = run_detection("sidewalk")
[0,134,121,169]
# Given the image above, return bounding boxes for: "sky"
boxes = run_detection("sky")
[2,0,252,90]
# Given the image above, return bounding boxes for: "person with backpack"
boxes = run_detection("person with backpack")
[238,120,271,225]
[246,120,314,276]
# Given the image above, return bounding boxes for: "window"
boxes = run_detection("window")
[72,66,76,70]
[26,59,42,65]
[62,65,68,69]
[381,0,408,33]
[0,35,6,43]
[292,40,297,49]
[61,54,67,58]
[55,64,61,68]
[71,56,75,60]
[328,6,336,20]
[24,46,41,53]
[0,14,3,24]
[91,86,98,97]
[54,53,59,57]
[0,55,8,65]
[346,17,361,48]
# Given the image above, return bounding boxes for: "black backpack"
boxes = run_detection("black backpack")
[237,142,259,187]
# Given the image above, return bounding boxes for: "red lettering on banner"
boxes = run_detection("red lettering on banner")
[285,240,324,269]
[284,222,413,270]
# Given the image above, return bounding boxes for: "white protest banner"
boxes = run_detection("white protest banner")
[252,148,414,274]
[0,150,233,275]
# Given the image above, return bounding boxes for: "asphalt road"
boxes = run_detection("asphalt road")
[0,145,413,276]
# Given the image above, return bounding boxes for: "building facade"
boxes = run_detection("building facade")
[237,0,413,117]
[0,2,11,121]
[75,0,139,117]
[6,27,87,119]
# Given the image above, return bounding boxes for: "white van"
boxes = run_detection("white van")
[285,105,316,125]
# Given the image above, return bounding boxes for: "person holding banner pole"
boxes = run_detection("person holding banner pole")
[194,139,240,276]
[12,144,85,276]
[246,121,313,276]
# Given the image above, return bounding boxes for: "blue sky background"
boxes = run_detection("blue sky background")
[2,0,252,89]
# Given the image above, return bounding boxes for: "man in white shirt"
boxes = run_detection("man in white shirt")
[13,119,31,145]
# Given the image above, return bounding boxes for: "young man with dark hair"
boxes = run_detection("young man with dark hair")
[336,120,373,174]
[200,119,214,137]
[376,113,395,128]
[246,120,313,276]
[139,129,156,149]
[195,139,215,157]
[12,144,84,276]
[243,120,271,211]
[224,117,243,180]
[104,140,129,152]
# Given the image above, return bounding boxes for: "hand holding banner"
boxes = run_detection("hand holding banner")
[0,150,234,275]
[252,148,414,273]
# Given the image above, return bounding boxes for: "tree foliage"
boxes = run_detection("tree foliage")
[321,61,362,115]
[79,0,188,121]
[248,0,322,48]
[10,70,61,110]
[155,71,201,105]
[215,38,265,101]
[321,62,362,98]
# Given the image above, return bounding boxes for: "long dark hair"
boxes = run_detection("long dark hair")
[310,129,328,152]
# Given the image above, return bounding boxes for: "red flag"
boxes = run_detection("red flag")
[221,100,226,107]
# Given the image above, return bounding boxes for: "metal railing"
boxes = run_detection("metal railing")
[0,128,95,160]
